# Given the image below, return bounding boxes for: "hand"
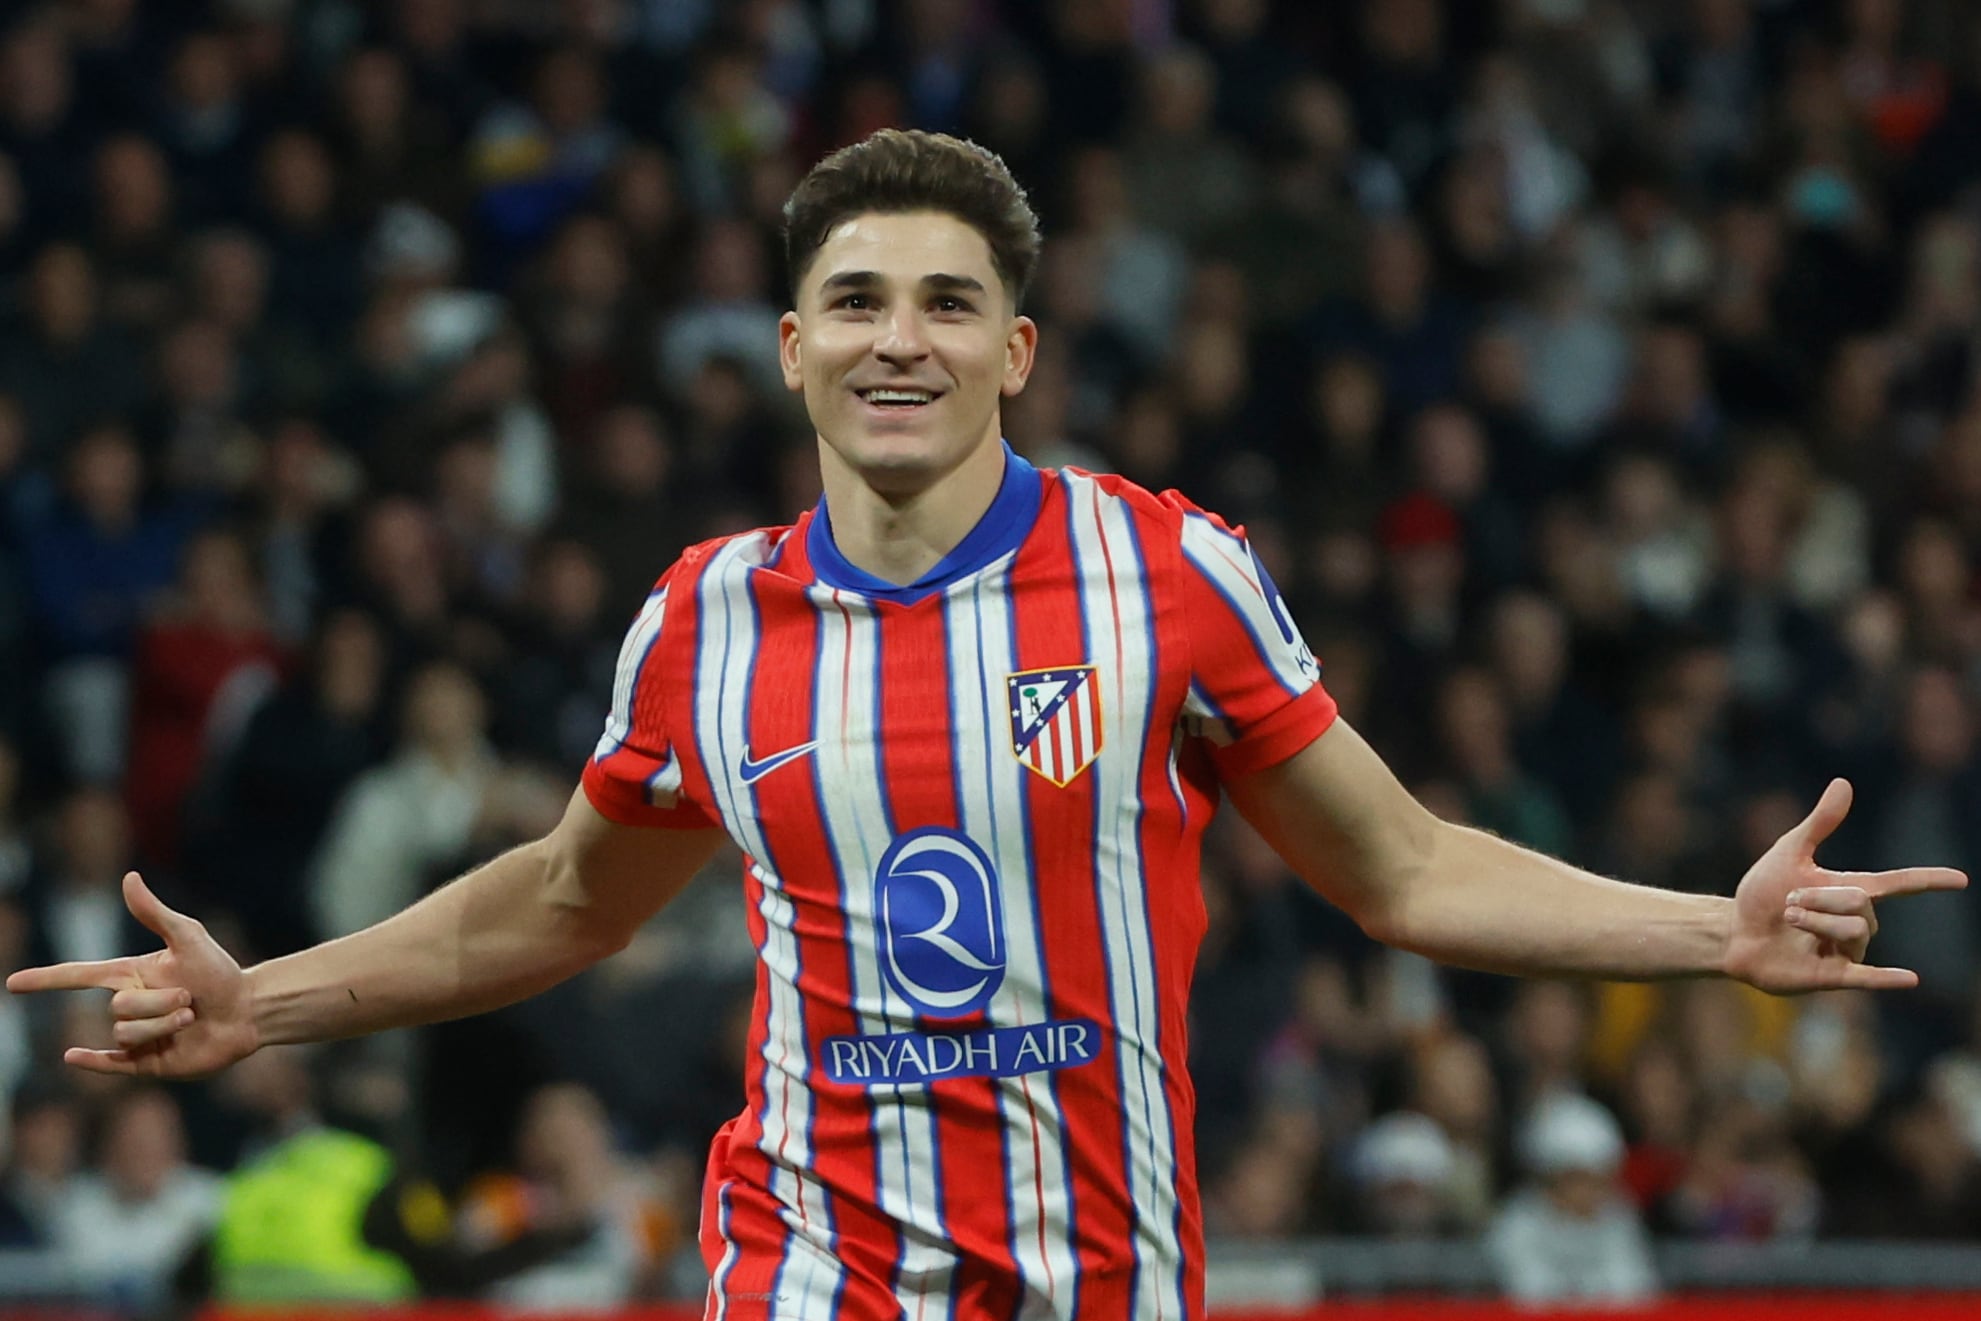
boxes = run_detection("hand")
[1725,778,1968,994]
[5,872,260,1077]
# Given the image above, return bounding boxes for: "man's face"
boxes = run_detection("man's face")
[781,210,1036,495]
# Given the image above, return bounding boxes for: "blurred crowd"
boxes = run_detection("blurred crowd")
[3,0,1981,1309]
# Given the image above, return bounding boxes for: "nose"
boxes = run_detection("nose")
[873,305,930,366]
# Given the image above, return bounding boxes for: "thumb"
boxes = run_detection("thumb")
[1790,778,1853,855]
[122,871,193,944]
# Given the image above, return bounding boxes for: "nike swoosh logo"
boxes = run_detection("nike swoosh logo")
[738,741,819,784]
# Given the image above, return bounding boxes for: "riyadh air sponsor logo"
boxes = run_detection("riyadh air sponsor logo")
[1006,664,1102,786]
[822,1018,1103,1086]
[737,740,819,784]
[830,827,1102,1087]
[875,827,1006,1017]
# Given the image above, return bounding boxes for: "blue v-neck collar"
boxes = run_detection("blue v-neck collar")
[806,441,1042,606]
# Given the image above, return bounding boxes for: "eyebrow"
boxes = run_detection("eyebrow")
[819,271,990,298]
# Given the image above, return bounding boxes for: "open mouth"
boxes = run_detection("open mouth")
[856,387,943,410]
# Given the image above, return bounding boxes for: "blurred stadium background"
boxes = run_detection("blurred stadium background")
[3,0,1981,1315]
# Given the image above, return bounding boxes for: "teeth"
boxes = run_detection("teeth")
[865,390,935,405]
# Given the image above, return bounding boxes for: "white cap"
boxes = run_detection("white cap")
[1519,1092,1624,1177]
[367,203,461,281]
[1354,1111,1455,1187]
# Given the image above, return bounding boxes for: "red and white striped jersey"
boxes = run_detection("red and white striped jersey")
[582,446,1336,1321]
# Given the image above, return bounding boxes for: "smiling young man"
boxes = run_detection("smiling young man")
[6,131,1966,1321]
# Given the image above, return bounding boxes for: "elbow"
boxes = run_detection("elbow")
[533,842,628,969]
[1343,810,1449,952]
[1351,886,1415,951]
[583,917,639,962]
[568,908,635,972]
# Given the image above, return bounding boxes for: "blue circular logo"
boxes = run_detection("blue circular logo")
[874,827,1006,1019]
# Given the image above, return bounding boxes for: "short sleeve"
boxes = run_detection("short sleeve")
[1173,500,1338,776]
[581,571,715,829]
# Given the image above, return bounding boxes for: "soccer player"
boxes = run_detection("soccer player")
[7,131,1966,1320]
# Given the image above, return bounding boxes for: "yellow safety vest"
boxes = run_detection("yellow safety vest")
[211,1127,418,1303]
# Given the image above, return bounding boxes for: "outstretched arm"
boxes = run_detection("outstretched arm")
[1225,718,1966,992]
[6,789,726,1076]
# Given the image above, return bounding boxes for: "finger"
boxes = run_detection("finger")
[123,871,195,944]
[62,1047,142,1076]
[1786,907,1871,947]
[1824,868,1969,900]
[112,1010,193,1050]
[110,986,192,1020]
[6,959,134,994]
[1789,778,1853,854]
[1836,963,1921,991]
[1787,886,1874,915]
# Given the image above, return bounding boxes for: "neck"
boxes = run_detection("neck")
[817,429,1007,587]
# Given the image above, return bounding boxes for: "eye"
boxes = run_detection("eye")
[834,292,872,311]
[933,296,974,314]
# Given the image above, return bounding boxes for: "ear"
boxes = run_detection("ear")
[1000,316,1039,397]
[778,310,803,393]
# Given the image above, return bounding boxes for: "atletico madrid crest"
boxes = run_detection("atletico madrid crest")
[1007,665,1103,787]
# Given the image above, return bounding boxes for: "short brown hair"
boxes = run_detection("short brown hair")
[782,129,1042,310]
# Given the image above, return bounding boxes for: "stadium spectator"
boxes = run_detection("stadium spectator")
[88,135,178,335]
[1059,144,1189,363]
[308,659,559,943]
[25,423,191,781]
[0,1082,83,1248]
[654,218,783,400]
[122,526,285,870]
[1405,403,1524,592]
[1822,1070,1981,1239]
[1122,44,1257,248]
[562,403,694,617]
[23,788,145,970]
[1433,665,1571,858]
[1405,1033,1501,1231]
[1487,1092,1659,1305]
[1349,1111,1466,1240]
[460,1082,673,1307]
[600,145,691,309]
[329,46,464,228]
[184,1044,590,1304]
[470,45,625,272]
[198,607,385,961]
[50,1086,220,1309]
[1848,664,1981,1056]
[520,212,654,452]
[493,539,617,771]
[157,29,258,226]
[1485,588,1620,828]
[0,19,87,245]
[243,414,361,646]
[0,243,144,468]
[1599,449,1714,622]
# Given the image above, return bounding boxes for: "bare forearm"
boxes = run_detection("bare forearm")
[1231,724,1945,1000]
[247,839,618,1046]
[1376,821,1733,980]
